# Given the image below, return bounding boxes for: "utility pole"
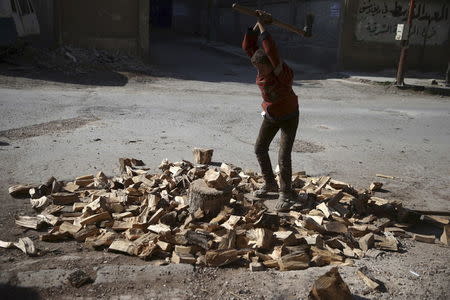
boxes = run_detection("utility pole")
[395,0,415,86]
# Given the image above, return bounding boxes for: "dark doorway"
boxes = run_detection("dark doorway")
[150,0,172,28]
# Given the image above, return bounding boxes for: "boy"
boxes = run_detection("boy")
[242,10,299,212]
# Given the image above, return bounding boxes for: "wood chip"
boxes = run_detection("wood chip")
[376,174,395,179]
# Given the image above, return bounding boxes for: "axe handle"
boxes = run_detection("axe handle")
[232,3,307,36]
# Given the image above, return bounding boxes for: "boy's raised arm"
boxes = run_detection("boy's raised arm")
[242,25,259,57]
[261,30,282,75]
[255,12,283,75]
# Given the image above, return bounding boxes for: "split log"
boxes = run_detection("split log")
[420,215,449,227]
[74,226,100,242]
[109,239,136,255]
[324,221,348,234]
[30,196,51,210]
[0,240,14,248]
[273,231,298,246]
[218,230,236,250]
[278,250,310,271]
[13,237,37,256]
[59,222,82,235]
[303,234,324,248]
[50,192,79,205]
[9,184,37,198]
[147,224,171,234]
[374,235,398,251]
[248,228,273,249]
[413,234,435,244]
[311,247,344,266]
[185,230,213,249]
[80,212,112,226]
[358,233,374,252]
[188,179,231,217]
[309,267,352,300]
[205,249,239,267]
[249,262,265,272]
[15,216,44,230]
[314,176,331,194]
[171,251,196,264]
[356,268,380,290]
[87,231,117,248]
[192,148,213,164]
[316,203,331,219]
[204,169,228,190]
[369,182,383,192]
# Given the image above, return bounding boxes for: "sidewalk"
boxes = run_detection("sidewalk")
[342,71,450,96]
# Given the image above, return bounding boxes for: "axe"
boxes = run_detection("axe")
[232,3,314,37]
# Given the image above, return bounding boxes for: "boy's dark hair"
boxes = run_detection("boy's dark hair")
[251,49,271,65]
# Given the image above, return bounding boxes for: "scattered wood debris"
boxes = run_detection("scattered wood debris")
[5,155,446,270]
[376,174,395,179]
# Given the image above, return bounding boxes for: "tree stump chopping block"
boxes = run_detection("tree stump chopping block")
[188,179,231,218]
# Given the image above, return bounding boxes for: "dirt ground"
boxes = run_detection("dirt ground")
[1,32,449,299]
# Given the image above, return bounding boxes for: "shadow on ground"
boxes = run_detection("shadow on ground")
[0,284,41,300]
[0,29,349,87]
[0,62,129,87]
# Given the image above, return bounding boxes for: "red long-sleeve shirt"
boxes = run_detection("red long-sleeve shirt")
[242,29,298,120]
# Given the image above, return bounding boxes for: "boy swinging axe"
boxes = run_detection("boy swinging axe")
[233,4,314,211]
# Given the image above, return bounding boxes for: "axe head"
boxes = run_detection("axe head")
[303,14,315,38]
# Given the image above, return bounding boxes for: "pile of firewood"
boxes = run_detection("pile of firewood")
[4,153,449,270]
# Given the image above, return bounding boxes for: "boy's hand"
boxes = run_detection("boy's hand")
[255,10,273,25]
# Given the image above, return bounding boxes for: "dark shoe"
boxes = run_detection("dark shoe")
[275,191,296,212]
[253,181,278,198]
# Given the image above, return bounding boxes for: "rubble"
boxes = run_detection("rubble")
[6,155,449,271]
[4,45,154,76]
